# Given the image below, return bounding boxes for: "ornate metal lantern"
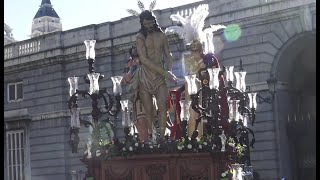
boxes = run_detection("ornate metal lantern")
[67,40,122,153]
[184,59,257,166]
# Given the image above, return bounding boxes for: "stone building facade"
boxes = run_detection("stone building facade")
[4,0,316,180]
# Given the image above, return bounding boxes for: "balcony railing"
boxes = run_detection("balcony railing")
[4,39,42,60]
[171,1,203,18]
[3,1,203,61]
[18,40,41,56]
[4,46,13,59]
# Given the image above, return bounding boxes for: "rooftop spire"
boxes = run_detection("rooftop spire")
[41,0,52,5]
[34,0,59,19]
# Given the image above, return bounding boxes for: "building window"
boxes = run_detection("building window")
[8,82,23,102]
[6,130,26,180]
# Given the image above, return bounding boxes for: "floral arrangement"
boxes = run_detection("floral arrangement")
[81,119,255,180]
[81,120,255,180]
[83,131,247,163]
[220,169,231,180]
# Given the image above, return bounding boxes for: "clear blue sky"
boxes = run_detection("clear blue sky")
[4,0,202,41]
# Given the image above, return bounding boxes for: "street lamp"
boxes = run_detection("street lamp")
[255,76,278,104]
[67,40,122,153]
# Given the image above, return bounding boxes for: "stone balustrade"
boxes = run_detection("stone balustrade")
[171,1,203,18]
[3,0,315,61]
[18,40,41,56]
[4,39,42,60]
[4,46,13,59]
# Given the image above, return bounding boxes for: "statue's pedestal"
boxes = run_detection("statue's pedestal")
[82,152,228,180]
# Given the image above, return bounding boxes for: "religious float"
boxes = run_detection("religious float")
[67,2,261,180]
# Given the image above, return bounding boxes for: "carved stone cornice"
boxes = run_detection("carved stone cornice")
[4,109,32,130]
[4,34,183,74]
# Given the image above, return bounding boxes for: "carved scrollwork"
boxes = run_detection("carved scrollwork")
[179,160,209,180]
[105,167,133,180]
[146,164,166,180]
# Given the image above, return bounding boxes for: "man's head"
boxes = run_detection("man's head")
[139,10,162,37]
[143,19,155,33]
[190,39,204,57]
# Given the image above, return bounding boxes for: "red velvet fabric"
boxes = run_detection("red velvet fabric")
[168,85,185,139]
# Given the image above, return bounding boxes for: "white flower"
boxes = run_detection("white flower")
[187,144,192,149]
[135,143,139,147]
[149,145,153,149]
[181,145,185,148]
[228,143,235,148]
[203,142,207,146]
[212,144,216,150]
[177,146,182,150]
[221,173,226,177]
[122,147,126,151]
[96,150,101,157]
[129,147,133,151]
[105,149,109,154]
[199,145,202,149]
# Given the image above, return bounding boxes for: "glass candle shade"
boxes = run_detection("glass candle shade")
[120,100,130,127]
[184,74,198,95]
[225,66,234,82]
[84,40,96,60]
[234,71,247,92]
[207,67,220,90]
[231,164,244,180]
[248,92,257,109]
[87,73,100,94]
[243,114,248,127]
[179,100,191,122]
[68,76,79,96]
[111,76,123,96]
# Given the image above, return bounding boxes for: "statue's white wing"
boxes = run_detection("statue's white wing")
[170,14,187,26]
[190,4,209,38]
[166,4,226,47]
[209,24,227,32]
[165,26,186,39]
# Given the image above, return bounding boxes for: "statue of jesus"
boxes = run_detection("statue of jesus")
[135,10,177,138]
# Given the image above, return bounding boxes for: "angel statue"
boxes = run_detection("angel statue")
[220,130,227,152]
[165,4,230,137]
